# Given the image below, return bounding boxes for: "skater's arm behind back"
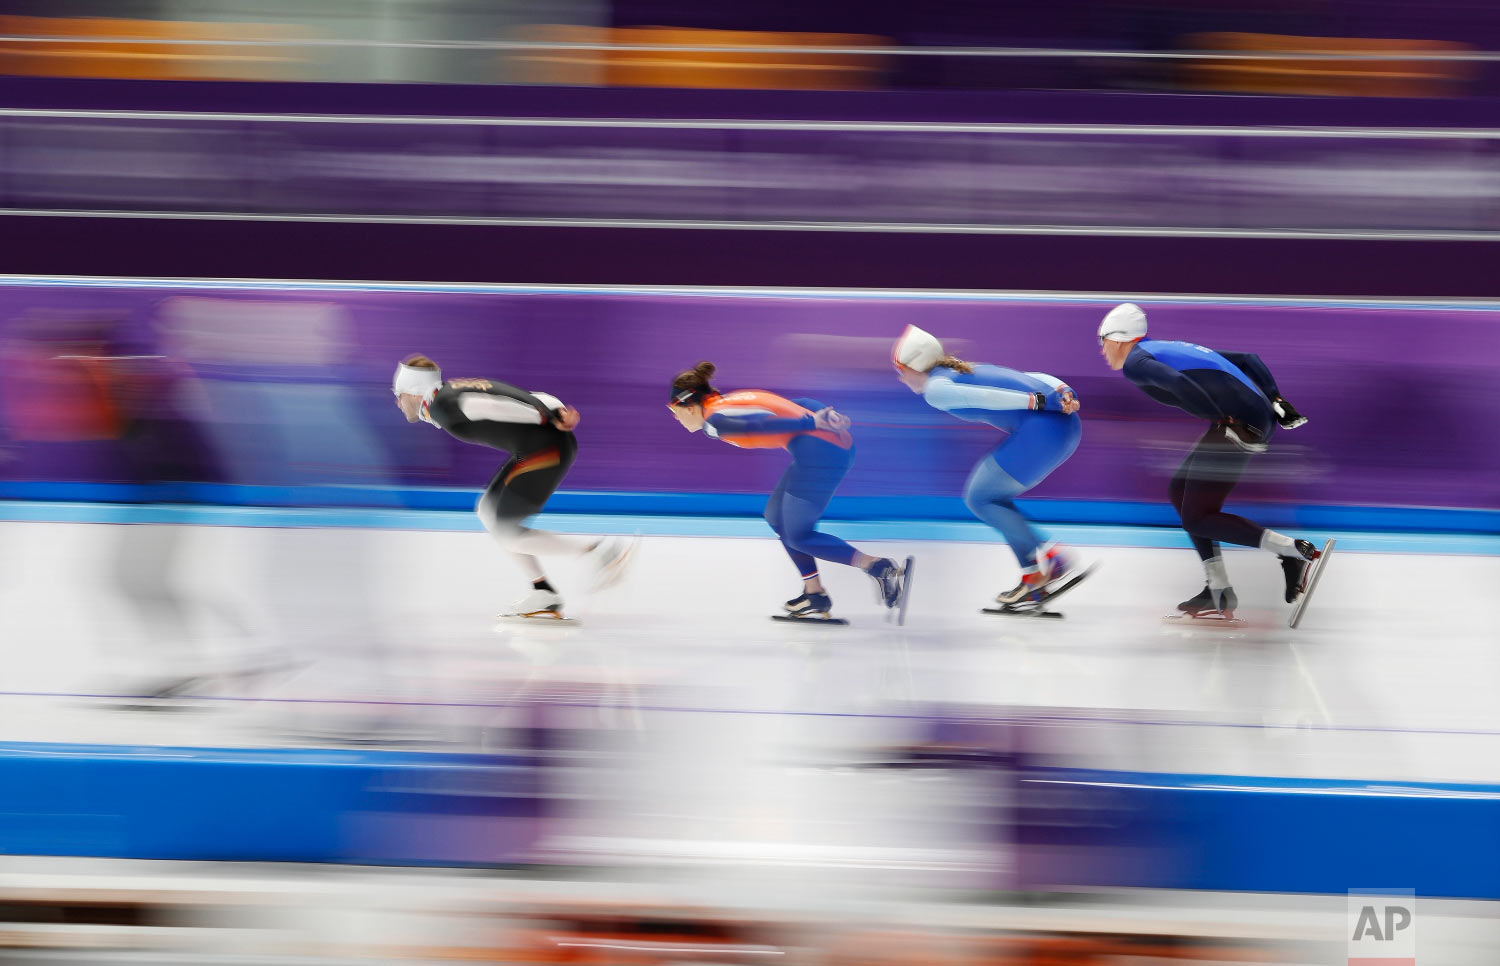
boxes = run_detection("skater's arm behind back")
[1218,351,1282,402]
[432,380,554,428]
[922,369,1040,420]
[706,409,815,436]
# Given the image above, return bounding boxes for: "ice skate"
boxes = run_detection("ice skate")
[1163,585,1242,624]
[867,558,901,607]
[771,592,848,626]
[1222,421,1268,454]
[865,556,914,626]
[984,596,1065,620]
[1288,538,1335,629]
[985,560,1095,620]
[1280,539,1322,603]
[993,570,1047,607]
[785,592,832,616]
[1039,544,1093,597]
[896,555,915,626]
[589,535,638,591]
[496,588,575,623]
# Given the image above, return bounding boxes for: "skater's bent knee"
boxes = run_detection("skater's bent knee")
[1178,510,1211,532]
[486,520,531,549]
[782,529,820,553]
[962,493,991,516]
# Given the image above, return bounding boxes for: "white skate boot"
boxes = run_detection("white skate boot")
[498,588,570,622]
[589,535,638,591]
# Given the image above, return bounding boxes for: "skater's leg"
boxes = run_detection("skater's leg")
[478,469,553,583]
[776,459,860,569]
[782,438,907,608]
[1170,443,1228,603]
[973,415,1082,567]
[963,456,1042,567]
[1173,425,1264,550]
[1168,456,1219,563]
[478,439,596,573]
[766,465,822,592]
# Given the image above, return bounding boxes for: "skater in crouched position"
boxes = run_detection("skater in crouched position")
[667,361,909,623]
[892,325,1088,613]
[1097,304,1317,619]
[393,355,631,620]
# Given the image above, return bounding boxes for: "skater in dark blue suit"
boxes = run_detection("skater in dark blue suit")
[1097,303,1319,618]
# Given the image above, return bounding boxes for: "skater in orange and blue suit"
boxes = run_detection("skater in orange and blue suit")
[667,360,908,622]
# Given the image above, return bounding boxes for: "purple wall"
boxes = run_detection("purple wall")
[3,281,1496,516]
[4,217,1496,302]
[3,114,1493,233]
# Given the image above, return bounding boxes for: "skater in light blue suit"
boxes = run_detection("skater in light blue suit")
[892,325,1084,606]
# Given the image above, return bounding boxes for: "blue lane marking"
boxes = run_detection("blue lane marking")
[0,275,1497,311]
[4,500,1497,555]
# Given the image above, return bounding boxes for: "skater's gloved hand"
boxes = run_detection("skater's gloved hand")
[1045,389,1081,415]
[812,408,851,432]
[1272,396,1307,430]
[551,406,581,431]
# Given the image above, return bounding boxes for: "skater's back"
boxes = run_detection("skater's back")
[425,377,566,454]
[1121,340,1276,439]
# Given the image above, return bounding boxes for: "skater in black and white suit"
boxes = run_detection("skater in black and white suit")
[392,355,632,620]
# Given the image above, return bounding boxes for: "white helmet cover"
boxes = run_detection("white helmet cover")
[1098,303,1148,343]
[392,361,443,397]
[892,324,945,372]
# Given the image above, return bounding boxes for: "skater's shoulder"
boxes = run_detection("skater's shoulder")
[433,376,526,398]
[424,383,464,420]
[929,363,1022,387]
[707,389,794,412]
[1132,339,1170,358]
[1120,341,1154,368]
[1134,340,1229,367]
[1122,340,1186,375]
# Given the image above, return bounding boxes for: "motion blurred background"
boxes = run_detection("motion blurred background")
[0,2,1496,963]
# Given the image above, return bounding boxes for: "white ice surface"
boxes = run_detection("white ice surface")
[0,517,1493,787]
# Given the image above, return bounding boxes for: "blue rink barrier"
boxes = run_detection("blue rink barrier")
[1,482,1498,535]
[3,740,1498,896]
[1016,768,1500,899]
[0,742,544,865]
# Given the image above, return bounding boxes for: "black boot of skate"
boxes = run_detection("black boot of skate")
[1178,585,1238,619]
[865,558,903,609]
[1280,539,1321,603]
[784,592,834,619]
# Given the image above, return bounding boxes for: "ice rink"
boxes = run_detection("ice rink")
[2,510,1496,787]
